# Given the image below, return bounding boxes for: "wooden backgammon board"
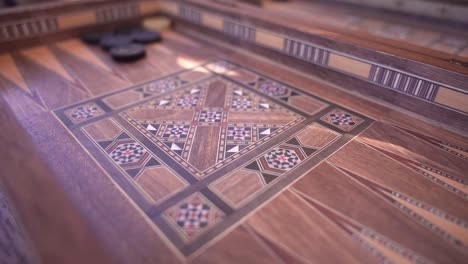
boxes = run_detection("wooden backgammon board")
[0,1,467,263]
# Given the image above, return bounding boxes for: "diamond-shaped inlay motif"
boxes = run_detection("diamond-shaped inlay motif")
[122,77,305,177]
[320,108,364,131]
[65,102,105,124]
[232,97,252,109]
[177,96,198,107]
[164,193,224,241]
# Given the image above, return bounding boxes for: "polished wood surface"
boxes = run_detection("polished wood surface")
[0,29,467,263]
[265,0,468,59]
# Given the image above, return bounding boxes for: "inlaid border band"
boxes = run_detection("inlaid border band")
[163,1,468,115]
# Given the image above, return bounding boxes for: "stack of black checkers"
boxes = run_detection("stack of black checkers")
[81,27,162,62]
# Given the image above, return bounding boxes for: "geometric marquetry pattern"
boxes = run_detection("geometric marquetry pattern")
[108,141,148,165]
[320,108,364,132]
[121,76,305,178]
[263,146,303,171]
[55,59,374,257]
[94,131,160,178]
[65,102,106,124]
[206,60,330,116]
[245,135,319,185]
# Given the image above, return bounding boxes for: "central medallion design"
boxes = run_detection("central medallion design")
[121,77,305,178]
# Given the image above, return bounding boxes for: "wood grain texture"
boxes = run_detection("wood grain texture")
[245,190,378,263]
[0,187,38,263]
[210,169,265,207]
[0,96,114,264]
[136,167,187,204]
[358,122,468,180]
[204,80,227,108]
[182,0,468,80]
[0,27,467,263]
[188,126,221,172]
[52,41,131,96]
[228,111,296,124]
[190,225,284,264]
[296,124,340,148]
[14,48,90,109]
[327,139,468,222]
[292,162,468,263]
[287,95,328,115]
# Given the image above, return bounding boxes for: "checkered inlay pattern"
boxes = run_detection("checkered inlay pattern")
[227,127,252,141]
[199,110,223,123]
[162,125,190,139]
[65,103,105,124]
[176,203,210,229]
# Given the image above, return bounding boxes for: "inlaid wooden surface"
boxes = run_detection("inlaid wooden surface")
[164,0,468,134]
[264,0,468,59]
[0,30,467,263]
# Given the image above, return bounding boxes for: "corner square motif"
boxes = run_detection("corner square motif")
[65,102,105,124]
[320,108,363,131]
[163,192,224,242]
